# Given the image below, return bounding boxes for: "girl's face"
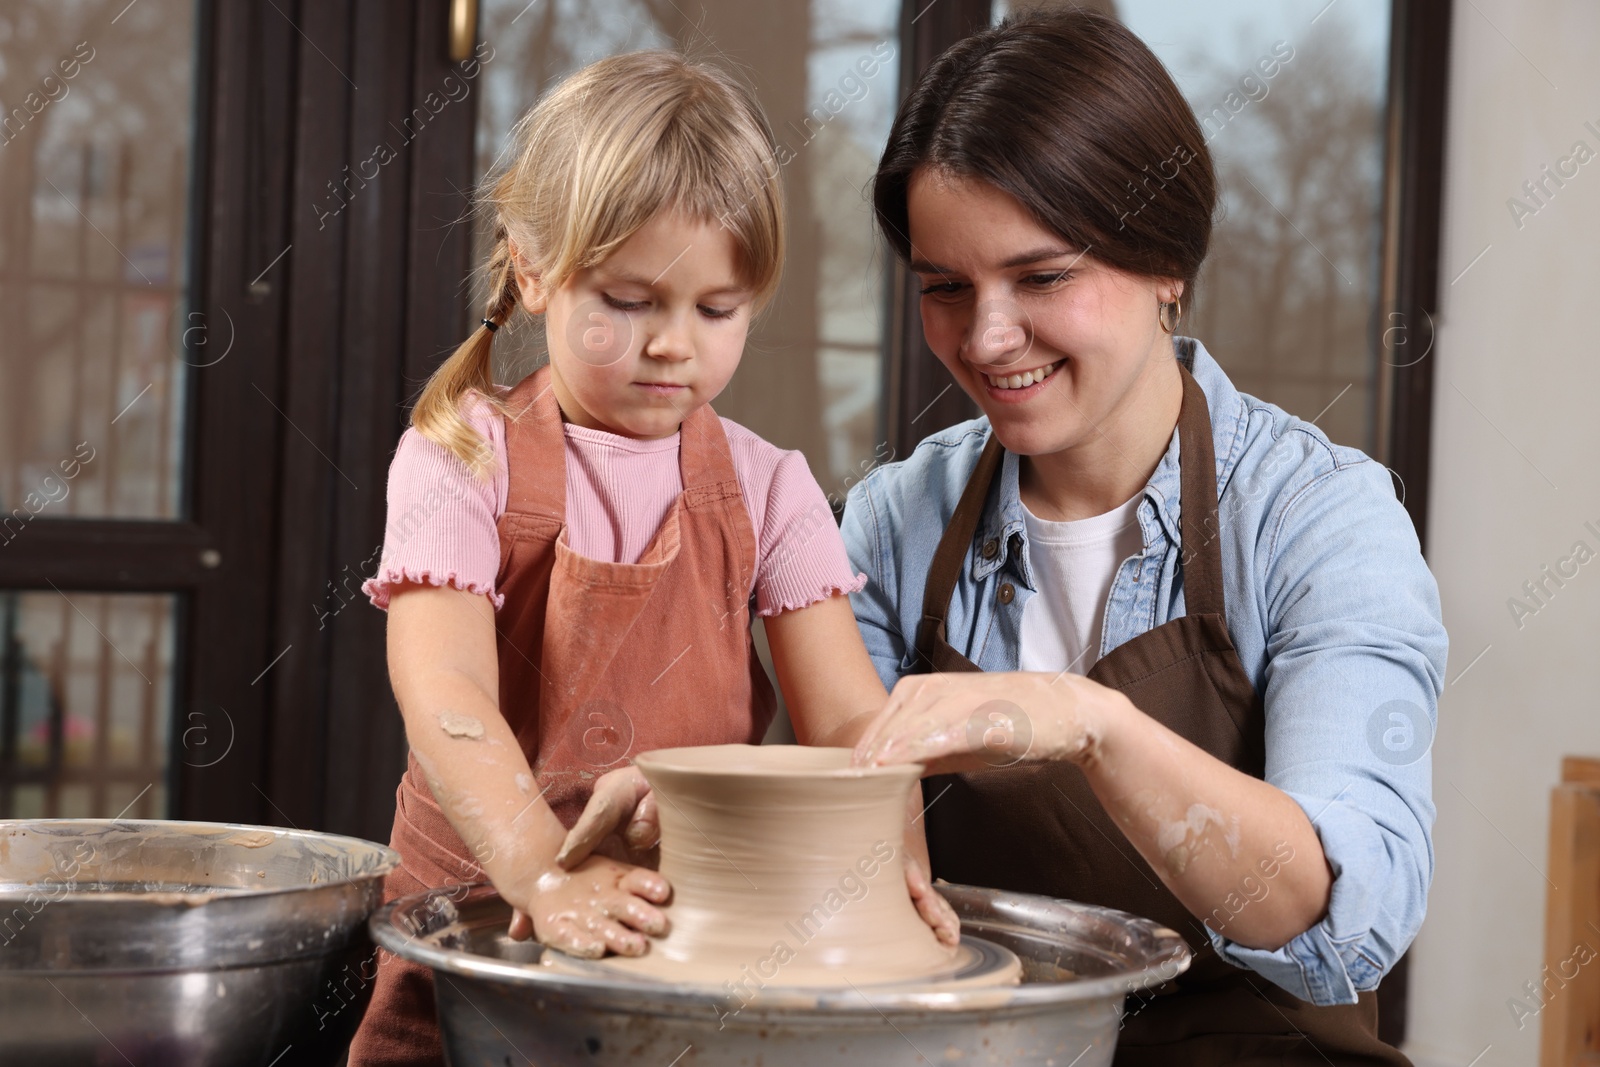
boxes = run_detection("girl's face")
[516,210,754,440]
[905,169,1181,460]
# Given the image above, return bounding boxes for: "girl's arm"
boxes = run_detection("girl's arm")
[386,581,669,956]
[765,593,887,750]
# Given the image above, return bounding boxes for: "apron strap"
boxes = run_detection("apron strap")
[676,401,742,501]
[912,359,1229,662]
[913,433,1004,660]
[502,364,565,522]
[1174,363,1226,620]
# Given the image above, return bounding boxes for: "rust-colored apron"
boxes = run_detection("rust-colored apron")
[913,366,1410,1065]
[348,366,776,1066]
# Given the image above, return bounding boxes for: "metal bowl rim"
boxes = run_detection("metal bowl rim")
[372,883,1192,1014]
[0,818,399,903]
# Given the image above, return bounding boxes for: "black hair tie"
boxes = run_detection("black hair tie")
[481,317,499,332]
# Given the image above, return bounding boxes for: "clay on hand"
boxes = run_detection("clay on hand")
[556,764,661,870]
[504,853,671,958]
[853,671,1105,773]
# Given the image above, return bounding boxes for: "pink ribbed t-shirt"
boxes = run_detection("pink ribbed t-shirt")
[362,391,864,616]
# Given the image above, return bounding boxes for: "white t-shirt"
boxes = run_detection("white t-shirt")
[1017,493,1145,675]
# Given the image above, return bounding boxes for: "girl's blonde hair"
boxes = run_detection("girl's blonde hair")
[412,50,787,476]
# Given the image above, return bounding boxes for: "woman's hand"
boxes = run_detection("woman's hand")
[504,854,671,958]
[555,765,661,869]
[852,671,1122,774]
[858,670,1338,951]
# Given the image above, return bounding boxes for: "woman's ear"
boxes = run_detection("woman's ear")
[507,238,547,315]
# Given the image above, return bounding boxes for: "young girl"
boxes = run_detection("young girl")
[347,51,951,1067]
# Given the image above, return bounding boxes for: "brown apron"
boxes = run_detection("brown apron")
[913,365,1409,1066]
[349,366,777,1066]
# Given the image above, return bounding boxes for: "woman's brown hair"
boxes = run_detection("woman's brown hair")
[872,9,1216,308]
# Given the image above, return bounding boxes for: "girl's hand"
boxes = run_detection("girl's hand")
[853,671,1121,774]
[905,854,961,947]
[504,855,671,958]
[555,765,661,870]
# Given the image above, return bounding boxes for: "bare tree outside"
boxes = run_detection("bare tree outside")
[1000,0,1392,454]
[0,0,193,520]
[1181,9,1388,454]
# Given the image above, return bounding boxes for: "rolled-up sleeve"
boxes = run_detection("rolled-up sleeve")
[1210,454,1446,1004]
[840,478,907,693]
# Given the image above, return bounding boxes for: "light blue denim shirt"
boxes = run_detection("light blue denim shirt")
[841,337,1447,1007]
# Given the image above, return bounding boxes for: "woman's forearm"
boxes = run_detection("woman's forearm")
[1079,690,1331,950]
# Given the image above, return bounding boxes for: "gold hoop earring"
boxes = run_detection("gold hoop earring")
[1159,293,1183,335]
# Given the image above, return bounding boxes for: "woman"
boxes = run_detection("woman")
[845,9,1445,1065]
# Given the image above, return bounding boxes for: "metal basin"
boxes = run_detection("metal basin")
[374,882,1191,1066]
[0,818,398,1066]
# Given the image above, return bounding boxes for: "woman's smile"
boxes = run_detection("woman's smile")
[980,358,1064,400]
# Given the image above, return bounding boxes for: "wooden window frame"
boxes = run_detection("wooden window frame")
[0,0,480,839]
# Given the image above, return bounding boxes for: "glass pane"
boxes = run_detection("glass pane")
[0,1,197,520]
[473,0,899,497]
[0,591,176,819]
[994,0,1392,454]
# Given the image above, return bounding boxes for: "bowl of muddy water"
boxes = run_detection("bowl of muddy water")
[0,819,398,1066]
[375,881,1191,1067]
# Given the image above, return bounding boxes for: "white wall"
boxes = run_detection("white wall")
[1406,1,1600,1064]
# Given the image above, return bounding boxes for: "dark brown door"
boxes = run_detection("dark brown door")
[0,0,478,840]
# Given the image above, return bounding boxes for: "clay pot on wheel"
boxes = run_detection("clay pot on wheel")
[595,744,959,987]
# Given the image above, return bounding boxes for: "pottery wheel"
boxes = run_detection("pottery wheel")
[543,744,1024,992]
[547,930,1023,992]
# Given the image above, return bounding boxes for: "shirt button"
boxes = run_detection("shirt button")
[998,583,1015,605]
[982,538,999,560]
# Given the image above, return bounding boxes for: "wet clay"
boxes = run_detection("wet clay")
[578,745,992,988]
[1156,803,1241,876]
[437,711,485,740]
